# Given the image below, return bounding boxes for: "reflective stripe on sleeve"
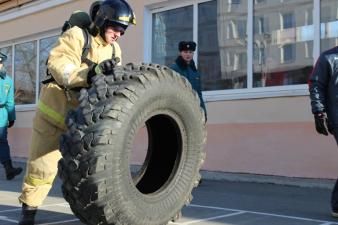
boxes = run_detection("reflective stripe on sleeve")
[38,101,65,126]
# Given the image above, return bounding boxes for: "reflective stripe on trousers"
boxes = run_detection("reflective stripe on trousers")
[37,101,65,126]
[19,112,63,207]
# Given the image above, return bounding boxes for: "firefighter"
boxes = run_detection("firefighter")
[309,46,338,217]
[17,1,136,224]
[0,52,23,180]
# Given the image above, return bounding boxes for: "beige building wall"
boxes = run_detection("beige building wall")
[1,0,337,179]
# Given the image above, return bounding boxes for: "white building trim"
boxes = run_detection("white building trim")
[0,0,73,23]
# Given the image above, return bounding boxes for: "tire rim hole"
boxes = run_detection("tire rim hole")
[130,114,182,194]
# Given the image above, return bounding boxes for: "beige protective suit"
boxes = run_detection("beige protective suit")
[19,26,122,207]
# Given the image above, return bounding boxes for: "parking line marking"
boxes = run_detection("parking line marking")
[0,202,68,213]
[190,204,338,224]
[37,218,79,225]
[0,215,18,223]
[2,202,338,224]
[174,211,246,224]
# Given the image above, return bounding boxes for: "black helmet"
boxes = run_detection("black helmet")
[89,1,102,22]
[92,0,136,32]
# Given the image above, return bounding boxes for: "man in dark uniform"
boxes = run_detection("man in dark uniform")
[170,41,207,121]
[309,46,338,217]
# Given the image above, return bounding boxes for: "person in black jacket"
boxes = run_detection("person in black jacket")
[170,41,207,121]
[309,46,338,217]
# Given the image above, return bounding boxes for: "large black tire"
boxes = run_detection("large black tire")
[58,63,207,225]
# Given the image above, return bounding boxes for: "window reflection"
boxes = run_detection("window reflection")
[39,36,58,91]
[0,46,12,77]
[199,1,221,90]
[214,0,248,90]
[14,41,37,104]
[253,0,313,87]
[321,0,338,52]
[151,0,338,92]
[152,6,193,66]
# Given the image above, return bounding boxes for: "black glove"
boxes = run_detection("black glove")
[87,57,120,84]
[95,57,120,75]
[8,121,14,128]
[314,112,333,136]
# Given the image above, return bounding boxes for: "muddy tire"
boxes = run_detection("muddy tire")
[58,63,207,225]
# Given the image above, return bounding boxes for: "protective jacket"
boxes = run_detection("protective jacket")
[18,26,122,207]
[170,56,207,118]
[42,26,122,130]
[0,74,15,127]
[309,46,338,128]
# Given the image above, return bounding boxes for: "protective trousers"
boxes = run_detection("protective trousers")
[0,126,11,164]
[18,111,65,207]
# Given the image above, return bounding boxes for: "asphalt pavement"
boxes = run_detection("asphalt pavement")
[1,161,338,225]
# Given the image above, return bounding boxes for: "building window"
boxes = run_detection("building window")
[39,36,58,91]
[209,0,248,90]
[320,0,338,52]
[0,35,58,106]
[282,13,295,29]
[304,41,313,59]
[152,0,247,91]
[149,0,337,98]
[281,44,294,63]
[257,17,265,34]
[253,0,313,87]
[152,6,193,66]
[14,41,37,105]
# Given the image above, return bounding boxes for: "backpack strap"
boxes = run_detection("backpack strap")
[42,28,94,86]
[81,29,95,67]
[111,42,116,59]
[43,28,117,86]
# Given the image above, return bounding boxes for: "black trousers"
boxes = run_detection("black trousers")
[331,128,338,209]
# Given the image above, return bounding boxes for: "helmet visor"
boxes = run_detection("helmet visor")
[106,21,126,35]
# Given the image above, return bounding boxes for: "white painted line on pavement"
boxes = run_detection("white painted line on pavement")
[0,202,68,213]
[190,204,338,224]
[0,215,18,223]
[1,201,338,225]
[174,211,245,224]
[37,218,79,225]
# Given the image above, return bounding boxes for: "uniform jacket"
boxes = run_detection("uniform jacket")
[170,56,207,118]
[41,26,122,130]
[0,74,15,127]
[309,46,338,128]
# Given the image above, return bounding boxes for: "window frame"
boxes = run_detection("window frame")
[145,0,322,102]
[0,29,59,111]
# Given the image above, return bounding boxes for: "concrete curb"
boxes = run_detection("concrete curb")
[201,170,336,189]
[14,158,336,190]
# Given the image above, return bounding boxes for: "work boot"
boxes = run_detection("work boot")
[332,209,338,218]
[18,203,37,225]
[3,160,22,180]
